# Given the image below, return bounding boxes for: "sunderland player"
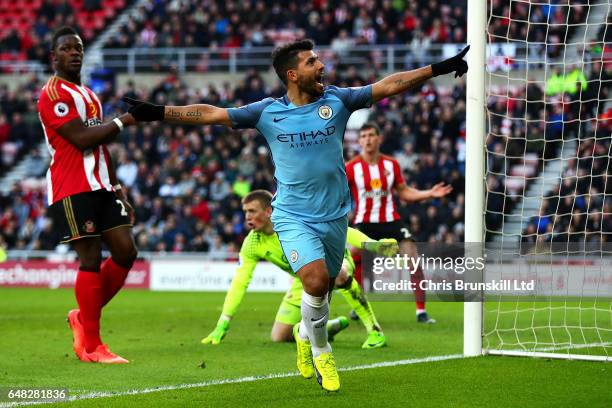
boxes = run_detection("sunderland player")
[38,27,137,364]
[202,190,395,348]
[346,123,453,323]
[124,39,468,391]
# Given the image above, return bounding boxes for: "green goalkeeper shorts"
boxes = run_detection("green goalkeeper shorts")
[275,277,303,325]
[274,249,354,325]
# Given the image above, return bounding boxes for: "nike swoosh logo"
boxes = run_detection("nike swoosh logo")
[273,117,288,122]
[311,313,329,322]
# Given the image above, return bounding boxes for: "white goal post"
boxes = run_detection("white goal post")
[464,0,486,358]
[464,0,611,361]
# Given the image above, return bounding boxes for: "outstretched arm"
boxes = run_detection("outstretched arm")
[371,46,470,103]
[56,113,135,151]
[346,227,399,257]
[396,182,453,204]
[202,251,258,345]
[123,97,233,127]
[164,104,233,126]
[371,66,433,103]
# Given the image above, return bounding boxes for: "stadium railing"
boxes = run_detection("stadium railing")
[98,43,538,74]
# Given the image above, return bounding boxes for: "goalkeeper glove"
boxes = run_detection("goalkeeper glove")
[122,97,165,122]
[363,238,399,257]
[431,45,470,78]
[201,317,230,345]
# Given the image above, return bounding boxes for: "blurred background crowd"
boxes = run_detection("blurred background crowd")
[0,65,473,254]
[0,0,610,255]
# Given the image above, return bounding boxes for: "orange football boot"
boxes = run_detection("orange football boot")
[82,344,129,364]
[67,309,85,360]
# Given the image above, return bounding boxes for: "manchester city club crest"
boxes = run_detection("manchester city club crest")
[290,250,299,263]
[318,105,333,120]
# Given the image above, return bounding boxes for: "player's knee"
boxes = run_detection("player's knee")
[298,262,329,296]
[124,246,138,268]
[400,240,417,257]
[270,326,293,342]
[79,254,101,272]
[301,275,328,297]
[270,332,292,342]
[114,245,138,269]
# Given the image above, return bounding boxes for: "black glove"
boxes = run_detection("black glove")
[122,97,165,122]
[431,45,470,78]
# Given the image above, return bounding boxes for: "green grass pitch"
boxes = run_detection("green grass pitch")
[0,288,609,407]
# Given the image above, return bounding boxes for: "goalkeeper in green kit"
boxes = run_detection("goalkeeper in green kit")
[202,190,397,349]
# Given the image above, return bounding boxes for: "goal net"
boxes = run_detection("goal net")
[481,0,611,361]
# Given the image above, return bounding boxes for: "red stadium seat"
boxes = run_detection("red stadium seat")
[13,0,29,9]
[15,22,30,34]
[93,10,106,22]
[18,14,31,25]
[76,10,89,21]
[103,8,116,19]
[27,0,42,8]
[3,9,18,20]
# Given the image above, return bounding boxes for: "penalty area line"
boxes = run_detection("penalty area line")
[0,354,465,407]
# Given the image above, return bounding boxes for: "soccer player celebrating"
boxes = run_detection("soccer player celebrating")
[38,27,137,364]
[346,123,453,324]
[124,39,468,391]
[202,190,395,348]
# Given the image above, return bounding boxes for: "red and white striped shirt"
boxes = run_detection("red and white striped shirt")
[346,155,405,224]
[38,76,113,205]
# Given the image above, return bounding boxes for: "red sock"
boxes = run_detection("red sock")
[75,269,103,353]
[100,258,130,307]
[410,266,426,311]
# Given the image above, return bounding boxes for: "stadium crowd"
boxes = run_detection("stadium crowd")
[1,0,599,74]
[1,51,610,253]
[488,0,594,57]
[0,64,472,253]
[105,0,468,49]
[0,0,609,253]
[486,53,611,243]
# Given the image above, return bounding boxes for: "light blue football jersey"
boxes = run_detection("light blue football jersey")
[227,85,372,222]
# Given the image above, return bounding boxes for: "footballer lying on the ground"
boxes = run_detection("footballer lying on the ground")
[202,190,398,349]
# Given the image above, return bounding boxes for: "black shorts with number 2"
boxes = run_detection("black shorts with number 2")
[353,220,412,242]
[49,190,131,243]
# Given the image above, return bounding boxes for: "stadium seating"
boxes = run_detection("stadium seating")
[0,0,131,61]
[105,0,469,49]
[0,1,609,255]
[2,55,610,253]
[0,68,473,253]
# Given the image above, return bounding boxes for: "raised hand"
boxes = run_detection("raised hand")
[429,182,453,198]
[122,97,165,122]
[431,45,469,78]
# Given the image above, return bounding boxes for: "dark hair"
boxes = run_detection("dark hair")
[359,122,381,135]
[242,189,273,208]
[271,39,315,86]
[51,26,80,51]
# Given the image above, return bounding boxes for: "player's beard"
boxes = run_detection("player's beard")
[298,76,324,98]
